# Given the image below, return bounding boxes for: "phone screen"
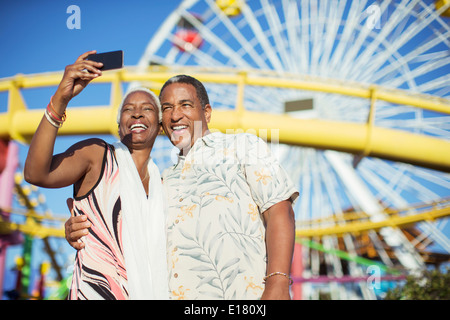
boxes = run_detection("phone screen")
[86,50,123,71]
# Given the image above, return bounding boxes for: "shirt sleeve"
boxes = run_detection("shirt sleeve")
[238,133,299,213]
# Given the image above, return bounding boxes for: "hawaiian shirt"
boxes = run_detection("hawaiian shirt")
[162,132,299,300]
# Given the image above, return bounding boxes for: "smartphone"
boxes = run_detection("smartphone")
[86,50,123,71]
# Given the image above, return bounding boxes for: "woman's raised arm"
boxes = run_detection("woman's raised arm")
[24,51,103,188]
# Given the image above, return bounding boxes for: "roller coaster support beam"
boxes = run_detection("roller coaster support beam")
[296,199,450,237]
[13,182,64,282]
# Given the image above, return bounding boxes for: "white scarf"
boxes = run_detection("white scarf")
[113,141,169,300]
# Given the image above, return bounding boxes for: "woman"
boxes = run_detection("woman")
[24,51,168,300]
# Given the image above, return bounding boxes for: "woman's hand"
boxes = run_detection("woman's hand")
[24,52,105,190]
[53,50,103,108]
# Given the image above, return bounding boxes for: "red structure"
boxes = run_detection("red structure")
[173,14,204,52]
[0,141,22,299]
[291,243,303,299]
[0,140,8,174]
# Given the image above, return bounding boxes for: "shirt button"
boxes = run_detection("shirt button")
[174,273,178,278]
[179,198,183,202]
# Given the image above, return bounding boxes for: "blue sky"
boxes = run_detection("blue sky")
[0,0,180,299]
[0,1,178,76]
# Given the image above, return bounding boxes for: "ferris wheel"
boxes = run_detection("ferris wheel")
[134,0,450,299]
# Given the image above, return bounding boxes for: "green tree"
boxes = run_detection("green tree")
[385,267,450,300]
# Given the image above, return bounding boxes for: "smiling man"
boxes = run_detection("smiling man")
[160,76,211,155]
[159,75,299,300]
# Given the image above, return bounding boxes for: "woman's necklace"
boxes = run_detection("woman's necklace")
[140,160,150,198]
[141,169,149,182]
[140,158,150,182]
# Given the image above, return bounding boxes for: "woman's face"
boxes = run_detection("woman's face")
[118,91,161,150]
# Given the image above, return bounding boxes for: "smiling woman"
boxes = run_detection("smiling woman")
[117,88,162,154]
[22,51,168,300]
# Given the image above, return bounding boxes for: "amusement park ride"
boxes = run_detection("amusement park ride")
[0,0,449,300]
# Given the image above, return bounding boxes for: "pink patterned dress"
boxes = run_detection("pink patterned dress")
[69,142,128,299]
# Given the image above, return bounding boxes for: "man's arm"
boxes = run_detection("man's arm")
[65,198,91,250]
[261,200,295,300]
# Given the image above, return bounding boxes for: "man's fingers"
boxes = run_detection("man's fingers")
[66,198,74,217]
[69,229,89,241]
[71,239,85,250]
[65,215,90,239]
[71,220,91,232]
[66,216,91,233]
[64,214,90,251]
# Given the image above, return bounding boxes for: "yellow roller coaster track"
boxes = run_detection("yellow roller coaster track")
[1,167,449,241]
[1,197,449,240]
[296,197,450,237]
[1,66,450,172]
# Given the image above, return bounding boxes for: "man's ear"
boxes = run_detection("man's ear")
[203,104,212,123]
[159,123,164,134]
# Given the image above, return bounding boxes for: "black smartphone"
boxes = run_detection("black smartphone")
[86,50,123,71]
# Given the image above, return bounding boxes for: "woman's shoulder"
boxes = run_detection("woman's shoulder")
[69,137,108,149]
[66,138,108,160]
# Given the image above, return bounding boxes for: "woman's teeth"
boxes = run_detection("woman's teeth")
[130,124,148,131]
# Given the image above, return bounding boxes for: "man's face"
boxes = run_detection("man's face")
[160,83,211,154]
[118,91,161,150]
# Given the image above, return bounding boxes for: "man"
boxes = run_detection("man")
[66,75,298,300]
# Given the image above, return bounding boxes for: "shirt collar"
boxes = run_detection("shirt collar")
[172,131,223,169]
[200,130,222,147]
